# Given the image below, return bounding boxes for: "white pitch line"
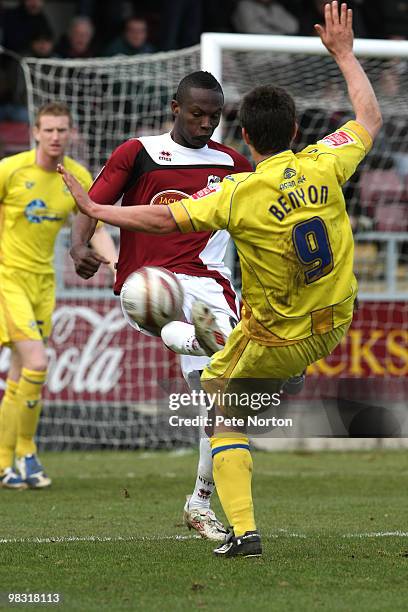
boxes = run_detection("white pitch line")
[1,531,408,545]
[0,532,306,544]
[0,535,199,544]
[343,531,408,538]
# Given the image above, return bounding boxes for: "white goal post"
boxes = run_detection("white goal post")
[201,33,408,142]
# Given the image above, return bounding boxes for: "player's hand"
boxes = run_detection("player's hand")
[314,1,354,59]
[70,243,110,279]
[57,164,96,217]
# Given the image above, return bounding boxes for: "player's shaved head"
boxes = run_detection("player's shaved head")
[175,71,224,105]
[239,85,296,155]
[171,71,224,148]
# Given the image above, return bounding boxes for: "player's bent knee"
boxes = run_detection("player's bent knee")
[23,358,48,373]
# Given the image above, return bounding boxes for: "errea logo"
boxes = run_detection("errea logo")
[159,150,172,162]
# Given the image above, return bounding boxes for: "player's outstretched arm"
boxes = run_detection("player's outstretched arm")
[315,1,382,140]
[58,164,178,234]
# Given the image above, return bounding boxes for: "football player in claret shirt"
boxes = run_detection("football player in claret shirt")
[0,102,116,490]
[60,2,382,557]
[69,71,253,540]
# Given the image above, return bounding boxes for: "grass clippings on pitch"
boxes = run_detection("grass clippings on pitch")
[1,450,408,611]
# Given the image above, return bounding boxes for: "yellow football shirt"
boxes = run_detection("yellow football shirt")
[169,121,372,344]
[0,149,92,273]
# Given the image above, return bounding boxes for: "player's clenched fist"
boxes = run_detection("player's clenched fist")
[69,243,109,279]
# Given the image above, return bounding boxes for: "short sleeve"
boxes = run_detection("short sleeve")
[315,120,372,185]
[168,179,236,233]
[89,139,142,204]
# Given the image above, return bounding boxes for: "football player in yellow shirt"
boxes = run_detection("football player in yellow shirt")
[0,102,116,489]
[58,2,382,556]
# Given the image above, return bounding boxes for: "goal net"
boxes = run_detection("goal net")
[1,37,405,448]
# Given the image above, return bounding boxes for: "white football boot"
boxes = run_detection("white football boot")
[191,301,226,357]
[183,495,227,541]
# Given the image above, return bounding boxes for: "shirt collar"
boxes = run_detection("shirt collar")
[256,149,294,169]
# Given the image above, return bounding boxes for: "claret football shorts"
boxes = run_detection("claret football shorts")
[0,266,55,345]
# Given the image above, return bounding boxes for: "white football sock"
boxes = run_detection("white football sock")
[188,436,215,510]
[161,321,206,356]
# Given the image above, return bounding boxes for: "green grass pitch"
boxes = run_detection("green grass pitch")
[1,450,408,611]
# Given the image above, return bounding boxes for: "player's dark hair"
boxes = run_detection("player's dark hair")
[239,85,296,155]
[175,71,224,104]
[35,102,73,127]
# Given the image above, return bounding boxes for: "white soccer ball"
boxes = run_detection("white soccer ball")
[120,267,184,336]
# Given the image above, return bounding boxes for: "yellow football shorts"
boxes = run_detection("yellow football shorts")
[201,320,350,417]
[0,266,55,346]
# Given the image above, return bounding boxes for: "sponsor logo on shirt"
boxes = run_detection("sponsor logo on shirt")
[150,189,189,206]
[24,199,63,223]
[159,150,172,162]
[191,184,221,200]
[319,131,355,148]
[283,168,296,179]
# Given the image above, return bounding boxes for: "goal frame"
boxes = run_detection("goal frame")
[200,33,408,142]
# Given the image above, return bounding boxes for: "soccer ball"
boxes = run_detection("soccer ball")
[120,267,184,336]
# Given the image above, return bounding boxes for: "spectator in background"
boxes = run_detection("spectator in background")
[3,0,53,53]
[103,16,155,56]
[298,0,367,37]
[56,16,97,59]
[28,31,55,58]
[159,0,202,51]
[232,0,298,35]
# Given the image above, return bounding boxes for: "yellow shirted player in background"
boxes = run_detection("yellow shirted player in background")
[0,102,116,490]
[58,2,382,556]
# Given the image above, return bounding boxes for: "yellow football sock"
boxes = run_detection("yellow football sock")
[16,368,47,458]
[0,378,19,472]
[211,434,256,537]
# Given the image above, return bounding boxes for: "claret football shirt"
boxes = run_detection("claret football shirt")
[89,132,252,294]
